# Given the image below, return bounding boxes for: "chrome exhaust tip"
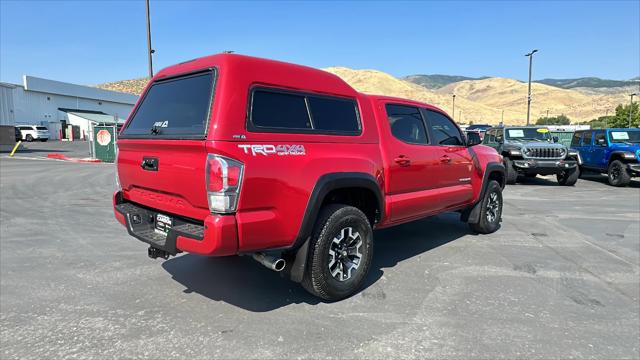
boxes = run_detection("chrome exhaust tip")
[252,253,286,272]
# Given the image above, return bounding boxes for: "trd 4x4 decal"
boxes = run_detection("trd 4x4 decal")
[238,144,306,156]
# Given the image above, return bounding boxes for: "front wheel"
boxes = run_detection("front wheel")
[557,167,579,186]
[302,204,373,301]
[469,180,503,234]
[504,158,518,185]
[608,160,631,187]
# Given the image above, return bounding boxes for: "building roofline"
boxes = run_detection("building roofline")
[22,75,138,105]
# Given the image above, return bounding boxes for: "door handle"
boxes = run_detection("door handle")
[394,156,411,167]
[440,155,452,164]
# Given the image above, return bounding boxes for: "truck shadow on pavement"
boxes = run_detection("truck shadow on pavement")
[161,212,469,312]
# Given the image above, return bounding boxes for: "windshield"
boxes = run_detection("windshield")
[609,130,640,144]
[120,70,215,139]
[505,128,551,141]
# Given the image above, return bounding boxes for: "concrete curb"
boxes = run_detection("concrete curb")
[47,153,103,163]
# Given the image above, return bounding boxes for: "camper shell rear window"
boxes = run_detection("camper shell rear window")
[120,69,215,139]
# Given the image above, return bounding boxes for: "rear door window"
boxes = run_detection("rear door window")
[36,126,48,130]
[385,104,428,145]
[120,70,215,138]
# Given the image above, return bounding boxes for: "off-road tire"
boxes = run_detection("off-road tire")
[25,134,33,142]
[302,204,373,301]
[557,167,579,186]
[608,160,631,187]
[504,157,518,184]
[469,180,503,234]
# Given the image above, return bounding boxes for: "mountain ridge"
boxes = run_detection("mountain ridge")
[96,68,635,125]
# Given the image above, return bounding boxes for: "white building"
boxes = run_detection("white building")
[0,75,138,140]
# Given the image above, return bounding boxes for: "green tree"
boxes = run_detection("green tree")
[536,114,571,125]
[606,102,640,128]
[579,115,614,128]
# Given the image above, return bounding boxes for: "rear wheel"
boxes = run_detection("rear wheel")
[504,158,518,185]
[557,167,579,186]
[302,204,373,301]
[469,180,503,234]
[25,134,33,142]
[608,160,631,187]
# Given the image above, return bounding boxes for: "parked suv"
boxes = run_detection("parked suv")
[571,128,640,187]
[483,126,580,185]
[16,125,50,142]
[113,54,505,300]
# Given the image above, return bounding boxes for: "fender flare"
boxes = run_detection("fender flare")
[461,162,505,224]
[609,151,636,163]
[287,172,383,283]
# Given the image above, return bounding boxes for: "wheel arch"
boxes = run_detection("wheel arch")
[462,162,505,223]
[286,172,383,283]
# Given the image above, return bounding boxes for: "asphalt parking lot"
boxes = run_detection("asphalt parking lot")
[1,152,639,359]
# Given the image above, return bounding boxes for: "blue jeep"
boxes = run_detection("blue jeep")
[570,128,640,186]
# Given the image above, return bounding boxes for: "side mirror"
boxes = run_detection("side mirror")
[552,136,559,143]
[597,138,606,146]
[466,132,481,146]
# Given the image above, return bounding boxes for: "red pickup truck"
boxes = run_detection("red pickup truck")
[114,54,505,300]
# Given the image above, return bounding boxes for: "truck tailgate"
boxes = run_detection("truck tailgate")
[118,139,210,220]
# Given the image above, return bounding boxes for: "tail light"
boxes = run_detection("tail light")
[115,143,121,190]
[205,154,244,214]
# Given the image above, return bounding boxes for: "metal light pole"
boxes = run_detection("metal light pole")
[525,49,538,126]
[629,93,637,128]
[145,0,154,78]
[452,94,456,121]
[546,109,550,119]
[501,109,504,125]
[605,109,609,128]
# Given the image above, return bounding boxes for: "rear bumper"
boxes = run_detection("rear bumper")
[113,191,237,256]
[513,159,577,174]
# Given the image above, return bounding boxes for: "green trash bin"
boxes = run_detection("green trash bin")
[93,126,116,163]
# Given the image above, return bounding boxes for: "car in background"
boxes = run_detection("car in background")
[571,128,640,187]
[16,125,50,142]
[466,124,492,140]
[483,126,580,185]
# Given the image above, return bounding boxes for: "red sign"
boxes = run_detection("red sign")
[96,129,111,146]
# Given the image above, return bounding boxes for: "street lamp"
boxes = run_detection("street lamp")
[145,0,155,78]
[452,94,456,121]
[525,49,538,126]
[629,93,637,128]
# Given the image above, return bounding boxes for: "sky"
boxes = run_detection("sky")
[1,0,639,86]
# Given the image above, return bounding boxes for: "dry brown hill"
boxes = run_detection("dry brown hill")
[324,67,519,124]
[97,78,149,95]
[97,67,628,125]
